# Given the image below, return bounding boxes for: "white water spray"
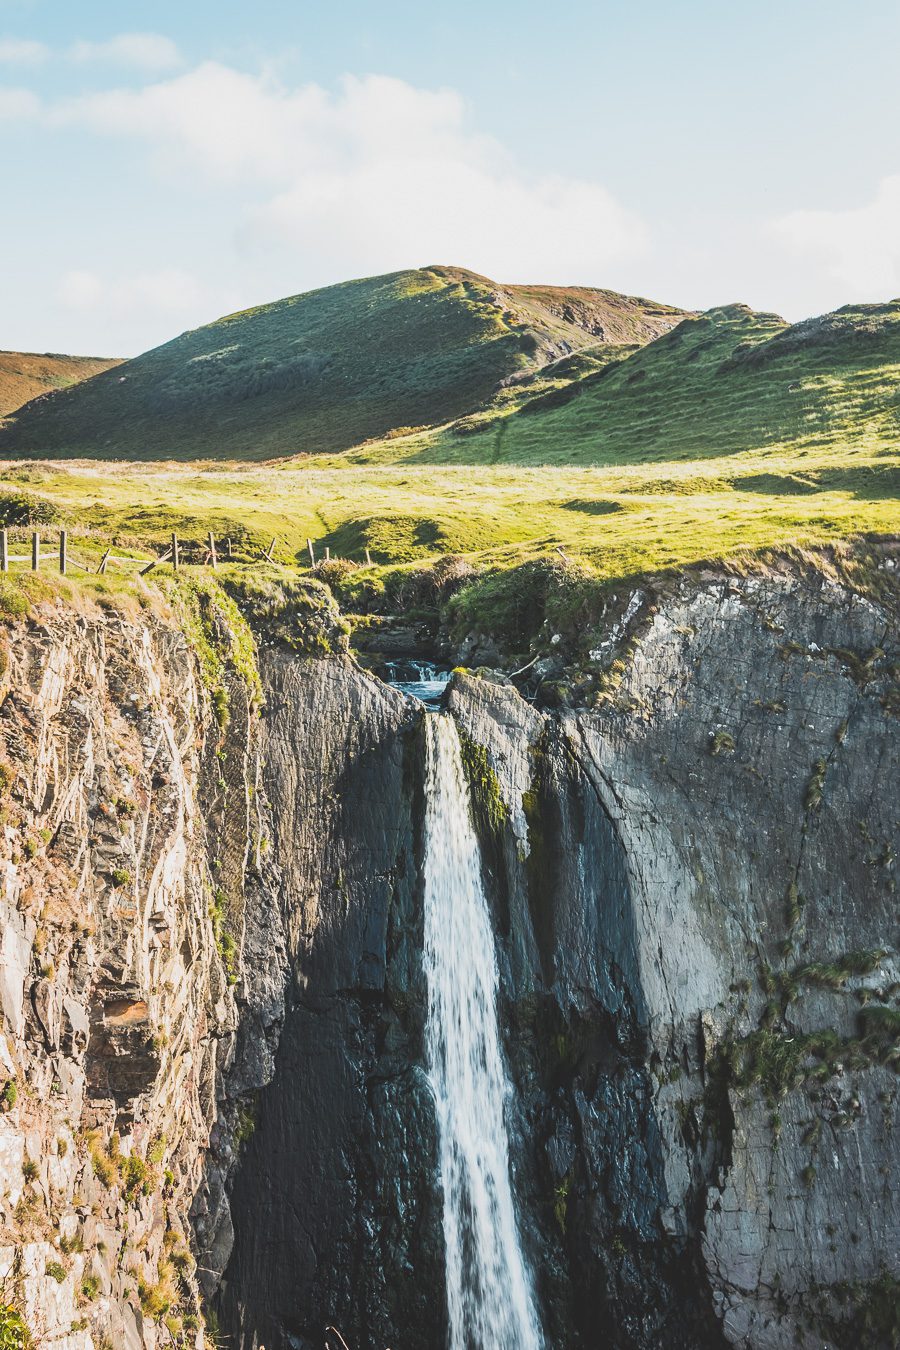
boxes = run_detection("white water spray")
[422,713,543,1350]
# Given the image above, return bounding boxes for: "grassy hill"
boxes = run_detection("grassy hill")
[342,299,900,467]
[0,266,685,462]
[0,350,121,418]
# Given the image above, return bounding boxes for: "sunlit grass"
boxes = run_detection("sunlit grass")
[1,439,895,591]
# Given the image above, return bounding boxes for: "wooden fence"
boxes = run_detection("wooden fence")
[0,529,370,577]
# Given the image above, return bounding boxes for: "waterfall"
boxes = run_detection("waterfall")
[422,713,543,1350]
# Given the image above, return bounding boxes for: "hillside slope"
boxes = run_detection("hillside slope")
[0,349,121,417]
[379,299,900,467]
[0,266,685,462]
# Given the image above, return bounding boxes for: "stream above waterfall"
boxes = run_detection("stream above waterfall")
[384,659,452,707]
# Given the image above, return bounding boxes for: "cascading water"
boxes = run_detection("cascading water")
[385,660,450,708]
[422,713,544,1350]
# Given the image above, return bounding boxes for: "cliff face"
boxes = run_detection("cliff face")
[448,569,899,1349]
[0,600,283,1349]
[0,564,896,1350]
[220,654,442,1350]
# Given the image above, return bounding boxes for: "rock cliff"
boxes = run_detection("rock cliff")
[448,568,899,1349]
[0,595,282,1349]
[0,561,896,1349]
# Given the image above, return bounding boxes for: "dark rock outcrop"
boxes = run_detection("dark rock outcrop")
[220,656,444,1350]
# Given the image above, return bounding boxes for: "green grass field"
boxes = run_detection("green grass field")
[0,439,894,585]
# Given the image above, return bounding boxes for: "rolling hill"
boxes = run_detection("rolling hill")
[348,299,900,470]
[0,266,686,462]
[0,350,121,418]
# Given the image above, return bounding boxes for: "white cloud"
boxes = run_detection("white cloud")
[0,85,38,117]
[49,66,647,284]
[771,175,900,300]
[59,267,204,318]
[69,33,182,73]
[0,36,47,64]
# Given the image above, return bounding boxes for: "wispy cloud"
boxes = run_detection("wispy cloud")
[59,266,204,316]
[0,85,39,117]
[3,57,650,351]
[47,64,648,284]
[770,175,900,300]
[68,33,183,72]
[0,35,47,64]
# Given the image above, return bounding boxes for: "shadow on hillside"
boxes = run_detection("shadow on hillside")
[734,466,899,499]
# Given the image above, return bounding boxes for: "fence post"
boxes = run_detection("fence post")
[59,530,67,576]
[31,533,39,571]
[365,548,372,567]
[0,530,7,573]
[172,533,179,571]
[98,548,110,575]
[325,546,331,562]
[208,532,217,569]
[226,537,233,560]
[307,538,316,567]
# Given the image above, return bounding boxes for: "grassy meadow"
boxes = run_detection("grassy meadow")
[0,440,895,587]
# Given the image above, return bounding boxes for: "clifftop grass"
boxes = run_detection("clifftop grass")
[0,445,894,610]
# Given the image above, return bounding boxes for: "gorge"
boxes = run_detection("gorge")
[0,553,896,1349]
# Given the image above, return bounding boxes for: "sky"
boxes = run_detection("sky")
[1,0,899,355]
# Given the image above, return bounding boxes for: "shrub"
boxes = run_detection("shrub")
[169,1244,192,1273]
[0,1301,31,1350]
[45,1261,66,1284]
[211,686,229,730]
[58,1230,82,1256]
[79,1275,99,1303]
[0,491,60,527]
[147,1134,166,1165]
[312,558,359,589]
[805,758,827,811]
[88,1133,118,1188]
[234,1101,257,1146]
[209,888,238,985]
[137,1259,177,1320]
[121,1154,152,1200]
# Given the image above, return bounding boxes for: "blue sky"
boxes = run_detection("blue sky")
[1,0,899,354]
